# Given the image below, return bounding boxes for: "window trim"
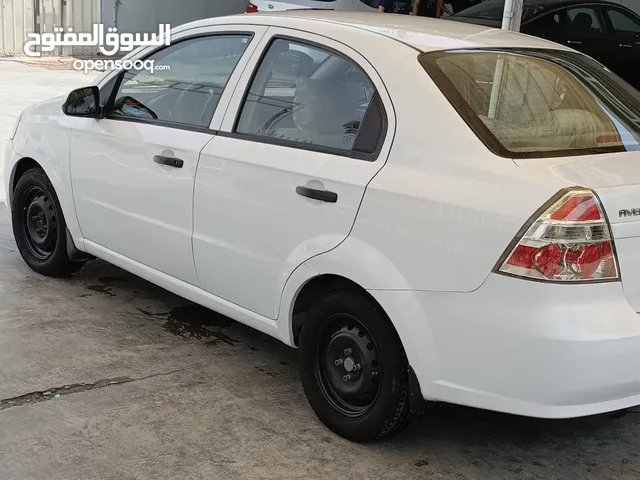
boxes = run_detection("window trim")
[102,31,255,133]
[230,34,388,162]
[419,48,634,159]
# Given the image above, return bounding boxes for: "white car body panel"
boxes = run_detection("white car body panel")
[6,11,640,420]
[70,120,213,284]
[194,26,396,319]
[6,97,85,247]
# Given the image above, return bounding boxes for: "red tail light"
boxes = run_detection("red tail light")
[496,188,619,282]
[246,2,258,12]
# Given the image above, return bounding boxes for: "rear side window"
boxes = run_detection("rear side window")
[420,49,640,158]
[235,37,384,157]
[605,7,640,34]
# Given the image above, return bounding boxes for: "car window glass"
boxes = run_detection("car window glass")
[425,50,640,156]
[455,0,542,21]
[111,34,251,128]
[606,8,640,34]
[236,38,377,152]
[527,11,565,36]
[566,7,603,33]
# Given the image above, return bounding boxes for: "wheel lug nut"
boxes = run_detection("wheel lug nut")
[343,374,351,382]
[354,364,361,371]
[334,359,343,366]
[343,348,351,355]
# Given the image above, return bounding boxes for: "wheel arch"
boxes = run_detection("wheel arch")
[291,274,369,347]
[278,238,440,403]
[9,157,42,206]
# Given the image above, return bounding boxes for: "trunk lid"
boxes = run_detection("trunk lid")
[517,151,640,311]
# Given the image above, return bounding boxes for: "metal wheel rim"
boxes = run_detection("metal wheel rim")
[314,313,382,418]
[21,186,58,261]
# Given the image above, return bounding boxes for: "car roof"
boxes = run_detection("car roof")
[182,11,573,53]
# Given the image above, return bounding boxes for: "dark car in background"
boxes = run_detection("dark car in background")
[449,0,640,89]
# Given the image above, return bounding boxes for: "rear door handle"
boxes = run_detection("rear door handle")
[619,44,632,48]
[295,186,338,203]
[567,40,582,45]
[153,155,183,168]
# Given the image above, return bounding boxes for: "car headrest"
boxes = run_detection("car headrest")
[573,12,593,30]
[293,78,354,135]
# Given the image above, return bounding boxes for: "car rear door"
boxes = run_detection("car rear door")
[70,26,268,284]
[192,29,395,320]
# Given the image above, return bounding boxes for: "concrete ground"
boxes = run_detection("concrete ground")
[3,204,640,480]
[0,60,98,202]
[3,61,640,480]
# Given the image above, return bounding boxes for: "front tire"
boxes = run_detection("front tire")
[299,289,414,442]
[12,168,85,276]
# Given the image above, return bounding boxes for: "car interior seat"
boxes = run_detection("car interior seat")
[275,78,358,150]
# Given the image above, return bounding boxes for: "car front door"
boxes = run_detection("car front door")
[192,30,394,319]
[69,26,267,284]
[601,5,640,88]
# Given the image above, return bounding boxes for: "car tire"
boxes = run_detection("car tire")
[12,168,86,276]
[299,289,414,442]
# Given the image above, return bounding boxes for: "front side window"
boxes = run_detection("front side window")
[421,49,640,158]
[565,6,603,33]
[236,38,379,153]
[110,34,251,128]
[605,8,640,34]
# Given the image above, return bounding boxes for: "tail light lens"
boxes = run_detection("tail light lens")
[246,2,258,12]
[497,188,619,282]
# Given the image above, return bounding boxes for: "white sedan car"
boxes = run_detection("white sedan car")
[5,11,640,442]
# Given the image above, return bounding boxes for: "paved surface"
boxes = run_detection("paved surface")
[3,58,640,480]
[2,209,640,479]
[0,60,98,202]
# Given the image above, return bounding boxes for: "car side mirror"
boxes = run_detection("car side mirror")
[62,86,101,118]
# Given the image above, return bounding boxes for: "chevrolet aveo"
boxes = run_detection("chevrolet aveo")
[5,11,640,442]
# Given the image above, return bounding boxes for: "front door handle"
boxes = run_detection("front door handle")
[567,40,582,45]
[153,155,183,168]
[295,186,338,203]
[619,44,632,48]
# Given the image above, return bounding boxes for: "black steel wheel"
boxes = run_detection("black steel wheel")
[315,314,382,417]
[12,167,85,276]
[300,289,414,442]
[21,186,58,261]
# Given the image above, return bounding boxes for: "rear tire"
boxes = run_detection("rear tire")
[299,289,414,442]
[12,168,86,276]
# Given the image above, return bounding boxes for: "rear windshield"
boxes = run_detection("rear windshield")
[454,0,543,21]
[420,49,640,158]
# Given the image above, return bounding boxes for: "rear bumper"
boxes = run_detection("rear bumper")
[370,274,640,418]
